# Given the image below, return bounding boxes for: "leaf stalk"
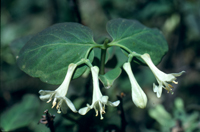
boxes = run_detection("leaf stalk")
[100,39,109,75]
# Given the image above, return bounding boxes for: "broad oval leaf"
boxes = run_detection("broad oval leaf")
[17,23,97,85]
[107,18,168,65]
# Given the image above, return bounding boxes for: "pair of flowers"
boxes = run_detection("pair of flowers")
[123,53,184,108]
[39,63,120,120]
[39,53,184,119]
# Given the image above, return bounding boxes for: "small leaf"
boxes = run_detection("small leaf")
[10,35,33,58]
[107,18,168,65]
[17,23,97,84]
[99,67,122,88]
[0,94,40,131]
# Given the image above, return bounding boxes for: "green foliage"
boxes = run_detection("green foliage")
[149,105,174,131]
[138,1,172,19]
[107,18,168,65]
[148,98,199,132]
[0,94,40,131]
[12,18,168,86]
[17,23,96,85]
[99,67,121,88]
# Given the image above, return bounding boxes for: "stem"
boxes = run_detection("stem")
[108,43,132,54]
[128,52,142,63]
[100,49,106,75]
[85,59,93,68]
[75,58,93,70]
[100,39,109,75]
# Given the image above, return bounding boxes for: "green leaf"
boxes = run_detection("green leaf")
[138,2,172,19]
[107,18,168,65]
[0,94,40,131]
[17,23,97,85]
[10,35,33,58]
[149,105,174,128]
[99,67,121,88]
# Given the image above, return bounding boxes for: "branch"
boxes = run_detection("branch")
[38,109,55,132]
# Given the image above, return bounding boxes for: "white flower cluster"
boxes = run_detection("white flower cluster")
[123,53,184,108]
[39,53,184,119]
[39,64,119,119]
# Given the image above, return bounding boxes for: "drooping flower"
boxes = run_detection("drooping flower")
[78,66,120,120]
[39,63,77,114]
[123,62,147,108]
[140,53,185,98]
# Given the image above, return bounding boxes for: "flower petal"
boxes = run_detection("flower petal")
[39,90,55,95]
[153,83,162,98]
[39,90,55,101]
[78,106,91,115]
[171,71,185,77]
[107,100,120,107]
[60,100,67,114]
[101,96,109,104]
[62,97,77,113]
[39,94,52,101]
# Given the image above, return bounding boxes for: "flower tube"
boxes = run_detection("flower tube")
[39,63,77,113]
[78,66,120,119]
[123,62,147,108]
[141,53,185,98]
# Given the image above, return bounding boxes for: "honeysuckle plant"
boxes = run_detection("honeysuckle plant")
[10,18,184,120]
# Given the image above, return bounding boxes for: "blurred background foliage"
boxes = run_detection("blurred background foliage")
[1,0,200,132]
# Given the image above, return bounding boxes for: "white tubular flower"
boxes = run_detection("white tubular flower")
[78,66,120,120]
[123,62,147,108]
[39,63,77,114]
[140,53,185,98]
